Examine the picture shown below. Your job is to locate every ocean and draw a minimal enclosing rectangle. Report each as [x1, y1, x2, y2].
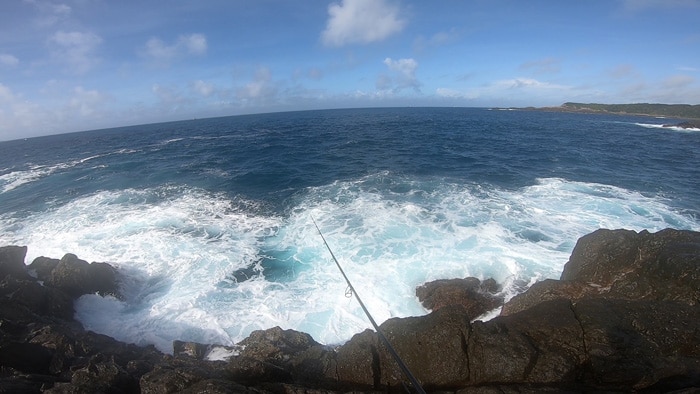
[1, 107, 698, 353]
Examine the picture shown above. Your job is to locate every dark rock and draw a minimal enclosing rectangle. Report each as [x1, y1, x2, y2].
[501, 279, 603, 316]
[0, 245, 30, 280]
[50, 354, 139, 394]
[139, 356, 228, 394]
[2, 228, 700, 393]
[227, 356, 291, 385]
[561, 228, 700, 305]
[87, 262, 119, 298]
[178, 378, 252, 393]
[0, 342, 54, 374]
[664, 120, 700, 129]
[0, 276, 74, 319]
[173, 340, 210, 360]
[574, 298, 700, 391]
[378, 306, 471, 389]
[28, 256, 59, 282]
[416, 277, 503, 318]
[468, 299, 586, 386]
[45, 254, 92, 297]
[46, 253, 119, 298]
[334, 329, 378, 389]
[237, 326, 320, 365]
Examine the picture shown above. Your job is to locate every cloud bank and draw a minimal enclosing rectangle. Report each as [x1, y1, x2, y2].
[321, 0, 406, 47]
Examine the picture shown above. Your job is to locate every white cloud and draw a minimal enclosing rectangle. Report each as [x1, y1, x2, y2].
[0, 54, 19, 67]
[662, 74, 695, 89]
[48, 30, 102, 74]
[0, 83, 16, 103]
[143, 33, 207, 64]
[495, 78, 569, 90]
[192, 80, 215, 97]
[380, 57, 420, 92]
[68, 86, 109, 117]
[237, 67, 277, 101]
[321, 0, 406, 47]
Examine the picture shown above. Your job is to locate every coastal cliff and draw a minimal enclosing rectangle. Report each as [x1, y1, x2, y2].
[1, 228, 699, 393]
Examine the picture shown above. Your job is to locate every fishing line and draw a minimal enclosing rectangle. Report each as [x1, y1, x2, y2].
[311, 216, 426, 394]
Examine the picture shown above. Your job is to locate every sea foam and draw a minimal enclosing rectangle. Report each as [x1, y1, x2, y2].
[1, 175, 697, 353]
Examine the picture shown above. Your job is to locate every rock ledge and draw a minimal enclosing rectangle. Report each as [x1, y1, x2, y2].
[1, 228, 698, 393]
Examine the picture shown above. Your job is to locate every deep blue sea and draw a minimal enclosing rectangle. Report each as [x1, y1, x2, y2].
[1, 107, 699, 353]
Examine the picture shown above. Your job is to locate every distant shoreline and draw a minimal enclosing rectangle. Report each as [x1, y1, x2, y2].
[513, 102, 700, 129]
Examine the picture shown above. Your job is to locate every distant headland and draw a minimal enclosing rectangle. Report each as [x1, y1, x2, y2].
[517, 102, 700, 129]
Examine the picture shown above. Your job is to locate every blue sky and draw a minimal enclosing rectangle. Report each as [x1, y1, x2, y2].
[1, 0, 699, 140]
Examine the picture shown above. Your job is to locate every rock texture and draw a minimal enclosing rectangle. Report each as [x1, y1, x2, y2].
[415, 277, 502, 319]
[1, 228, 699, 393]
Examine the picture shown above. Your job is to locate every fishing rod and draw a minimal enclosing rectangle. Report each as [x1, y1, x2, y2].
[311, 216, 427, 394]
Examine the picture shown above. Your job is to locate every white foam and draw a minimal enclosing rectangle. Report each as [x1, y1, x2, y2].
[0, 178, 697, 353]
[634, 122, 700, 132]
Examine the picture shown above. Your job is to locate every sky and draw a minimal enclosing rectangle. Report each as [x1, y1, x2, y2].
[1, 0, 699, 140]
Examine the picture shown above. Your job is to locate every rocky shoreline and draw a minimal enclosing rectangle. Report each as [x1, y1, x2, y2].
[1, 228, 699, 393]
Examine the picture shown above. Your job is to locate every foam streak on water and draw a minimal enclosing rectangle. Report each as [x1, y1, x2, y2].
[1, 175, 696, 352]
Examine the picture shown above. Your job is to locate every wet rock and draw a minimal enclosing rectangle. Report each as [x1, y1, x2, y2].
[416, 277, 503, 319]
[173, 340, 210, 360]
[28, 256, 60, 282]
[46, 253, 119, 298]
[1, 228, 700, 393]
[0, 245, 30, 280]
[237, 326, 320, 365]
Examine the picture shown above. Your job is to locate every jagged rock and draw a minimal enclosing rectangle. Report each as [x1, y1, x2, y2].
[378, 306, 471, 389]
[562, 228, 700, 305]
[502, 228, 700, 316]
[0, 276, 74, 319]
[139, 356, 229, 394]
[0, 245, 30, 280]
[45, 354, 139, 394]
[1, 228, 700, 392]
[501, 279, 603, 316]
[415, 277, 502, 318]
[28, 256, 60, 282]
[46, 253, 119, 298]
[173, 340, 210, 360]
[237, 326, 320, 364]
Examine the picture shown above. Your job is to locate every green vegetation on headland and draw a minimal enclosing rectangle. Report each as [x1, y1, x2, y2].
[520, 102, 700, 128]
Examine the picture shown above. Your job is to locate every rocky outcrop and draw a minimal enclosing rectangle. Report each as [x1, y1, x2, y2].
[503, 228, 700, 315]
[415, 277, 502, 319]
[1, 228, 699, 392]
[664, 120, 700, 129]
